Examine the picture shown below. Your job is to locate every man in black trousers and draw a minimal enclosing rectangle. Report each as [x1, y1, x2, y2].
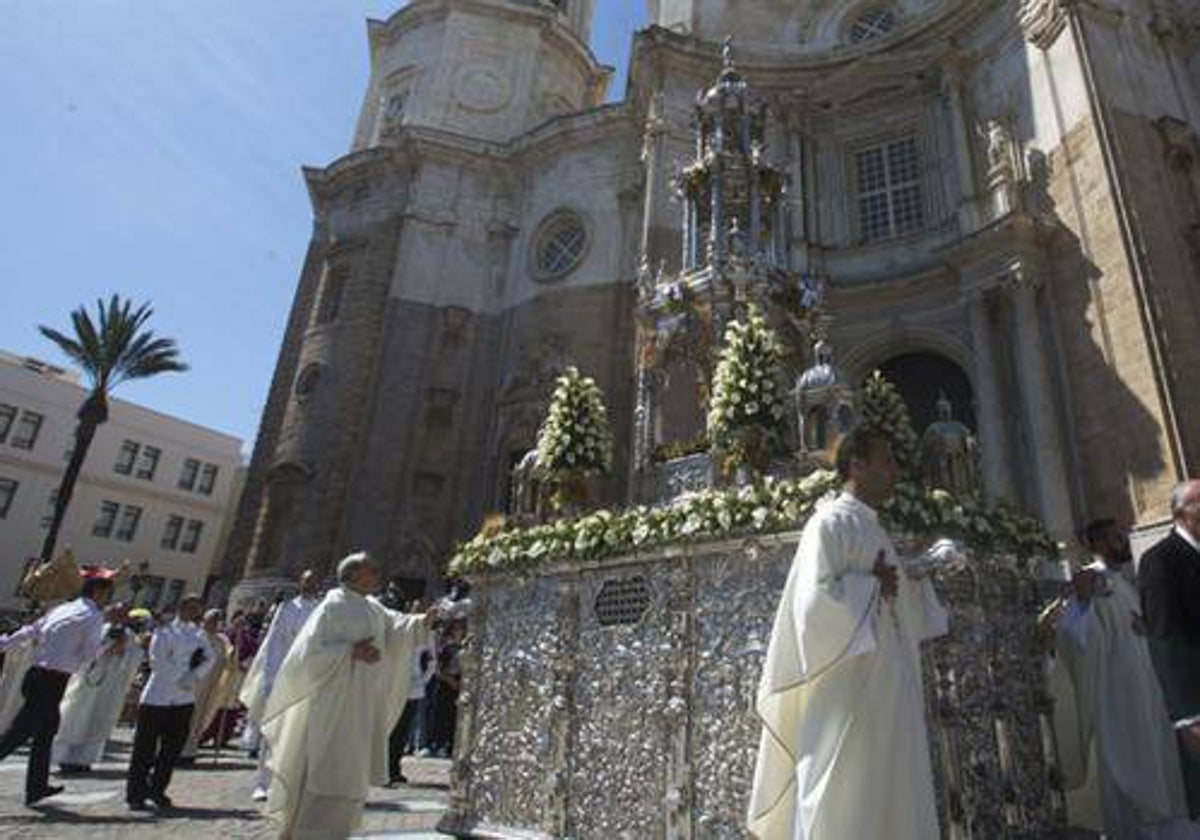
[125, 594, 213, 810]
[1140, 478, 1200, 816]
[0, 574, 114, 805]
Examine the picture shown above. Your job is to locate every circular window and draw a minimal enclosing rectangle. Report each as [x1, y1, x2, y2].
[532, 210, 588, 281]
[295, 363, 322, 400]
[848, 7, 896, 43]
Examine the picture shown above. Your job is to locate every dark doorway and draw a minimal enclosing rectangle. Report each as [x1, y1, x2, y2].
[875, 353, 976, 434]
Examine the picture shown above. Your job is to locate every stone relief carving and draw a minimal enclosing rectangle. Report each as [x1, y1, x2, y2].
[1017, 0, 1067, 49]
[454, 64, 514, 114]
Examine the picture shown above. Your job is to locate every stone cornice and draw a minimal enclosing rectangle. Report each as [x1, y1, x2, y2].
[367, 0, 611, 91]
[631, 1, 995, 82]
[938, 211, 1053, 292]
[304, 104, 636, 194]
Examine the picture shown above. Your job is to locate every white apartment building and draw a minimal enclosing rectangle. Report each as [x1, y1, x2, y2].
[0, 350, 243, 613]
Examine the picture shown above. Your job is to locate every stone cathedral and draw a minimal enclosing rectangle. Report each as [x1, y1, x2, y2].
[219, 0, 1200, 602]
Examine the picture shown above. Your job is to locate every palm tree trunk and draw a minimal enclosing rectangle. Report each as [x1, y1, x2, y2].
[40, 392, 107, 561]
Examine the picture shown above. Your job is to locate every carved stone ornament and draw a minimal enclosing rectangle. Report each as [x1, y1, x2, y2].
[1018, 0, 1068, 49]
[453, 63, 514, 114]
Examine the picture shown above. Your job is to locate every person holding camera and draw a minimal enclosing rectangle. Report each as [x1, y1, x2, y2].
[125, 594, 214, 811]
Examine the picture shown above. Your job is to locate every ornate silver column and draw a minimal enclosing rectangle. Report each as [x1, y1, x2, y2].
[966, 290, 1016, 501]
[1006, 272, 1074, 537]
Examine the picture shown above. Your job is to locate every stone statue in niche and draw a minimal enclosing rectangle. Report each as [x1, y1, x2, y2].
[979, 116, 1020, 216]
[921, 392, 980, 496]
[983, 117, 1015, 174]
[379, 90, 408, 138]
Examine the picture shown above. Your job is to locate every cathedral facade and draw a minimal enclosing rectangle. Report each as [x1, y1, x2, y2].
[220, 0, 1200, 599]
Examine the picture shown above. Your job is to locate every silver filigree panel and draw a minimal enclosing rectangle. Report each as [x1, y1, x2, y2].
[689, 546, 792, 839]
[464, 576, 569, 834]
[450, 541, 1065, 839]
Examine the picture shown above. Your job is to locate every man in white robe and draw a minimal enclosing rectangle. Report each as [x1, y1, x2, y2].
[262, 552, 435, 840]
[0, 631, 36, 735]
[749, 427, 949, 840]
[180, 609, 238, 762]
[53, 619, 142, 771]
[240, 570, 321, 800]
[1047, 519, 1198, 839]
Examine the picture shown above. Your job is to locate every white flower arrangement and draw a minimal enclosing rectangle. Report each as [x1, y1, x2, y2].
[535, 366, 614, 479]
[448, 368, 1056, 576]
[706, 306, 790, 471]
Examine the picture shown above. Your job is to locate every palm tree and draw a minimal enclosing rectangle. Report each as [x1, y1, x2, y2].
[38, 295, 187, 561]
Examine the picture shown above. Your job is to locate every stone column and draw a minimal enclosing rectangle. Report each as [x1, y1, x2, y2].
[966, 291, 1016, 501]
[1007, 273, 1074, 538]
[640, 93, 666, 261]
[942, 65, 979, 232]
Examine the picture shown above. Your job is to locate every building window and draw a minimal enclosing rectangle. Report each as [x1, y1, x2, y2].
[0, 477, 17, 518]
[181, 519, 204, 554]
[10, 410, 44, 450]
[197, 464, 218, 495]
[115, 505, 142, 542]
[179, 458, 200, 491]
[136, 446, 161, 481]
[532, 210, 588, 281]
[115, 440, 140, 475]
[161, 514, 184, 550]
[93, 500, 120, 537]
[316, 265, 348, 324]
[0, 404, 15, 444]
[295, 363, 322, 400]
[854, 136, 924, 242]
[136, 575, 165, 608]
[161, 579, 186, 612]
[40, 487, 58, 529]
[848, 7, 896, 43]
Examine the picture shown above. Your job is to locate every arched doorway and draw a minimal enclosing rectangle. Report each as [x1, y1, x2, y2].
[875, 353, 976, 434]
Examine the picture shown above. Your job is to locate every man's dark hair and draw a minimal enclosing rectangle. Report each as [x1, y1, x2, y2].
[1082, 517, 1118, 547]
[835, 427, 890, 480]
[81, 577, 114, 600]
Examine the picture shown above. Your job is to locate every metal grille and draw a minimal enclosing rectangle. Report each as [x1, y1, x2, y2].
[536, 213, 587, 277]
[594, 576, 652, 626]
[849, 8, 896, 43]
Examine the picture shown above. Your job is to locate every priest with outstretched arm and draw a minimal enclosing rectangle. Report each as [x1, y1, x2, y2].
[262, 551, 436, 840]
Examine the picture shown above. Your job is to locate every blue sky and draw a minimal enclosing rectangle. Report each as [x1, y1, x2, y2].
[0, 1, 646, 452]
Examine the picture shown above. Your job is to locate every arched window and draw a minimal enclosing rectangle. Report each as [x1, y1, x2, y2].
[294, 363, 322, 401]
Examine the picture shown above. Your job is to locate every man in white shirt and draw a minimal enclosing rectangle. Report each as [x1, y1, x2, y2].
[239, 569, 321, 801]
[124, 594, 215, 810]
[0, 574, 114, 805]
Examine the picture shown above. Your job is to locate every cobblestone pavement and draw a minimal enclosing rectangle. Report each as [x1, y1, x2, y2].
[0, 724, 450, 839]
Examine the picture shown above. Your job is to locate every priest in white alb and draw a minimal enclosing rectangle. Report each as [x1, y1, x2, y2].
[53, 612, 143, 772]
[262, 552, 436, 839]
[240, 569, 321, 800]
[1045, 518, 1197, 838]
[748, 427, 949, 840]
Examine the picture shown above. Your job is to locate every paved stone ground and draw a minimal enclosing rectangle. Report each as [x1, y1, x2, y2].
[0, 724, 450, 839]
